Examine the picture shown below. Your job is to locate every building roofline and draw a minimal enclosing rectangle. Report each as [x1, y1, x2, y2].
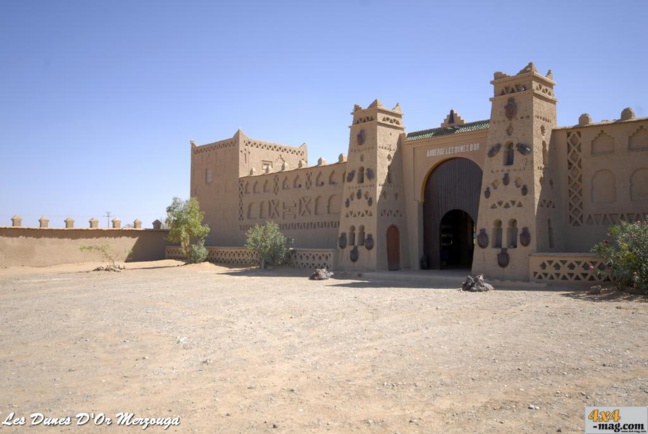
[406, 119, 490, 141]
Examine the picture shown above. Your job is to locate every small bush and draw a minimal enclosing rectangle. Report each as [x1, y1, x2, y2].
[80, 244, 131, 267]
[591, 220, 648, 293]
[245, 222, 293, 269]
[188, 239, 208, 264]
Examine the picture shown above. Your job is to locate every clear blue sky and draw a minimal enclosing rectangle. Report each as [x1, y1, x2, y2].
[1, 1, 646, 228]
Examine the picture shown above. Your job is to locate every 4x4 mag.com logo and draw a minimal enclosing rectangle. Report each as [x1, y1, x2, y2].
[586, 407, 648, 434]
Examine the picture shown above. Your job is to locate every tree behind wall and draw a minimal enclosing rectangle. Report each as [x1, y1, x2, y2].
[165, 197, 210, 263]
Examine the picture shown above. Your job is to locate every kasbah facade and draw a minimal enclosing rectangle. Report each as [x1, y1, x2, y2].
[189, 62, 648, 282]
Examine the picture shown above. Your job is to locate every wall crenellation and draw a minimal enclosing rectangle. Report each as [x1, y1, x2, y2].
[4, 216, 154, 229]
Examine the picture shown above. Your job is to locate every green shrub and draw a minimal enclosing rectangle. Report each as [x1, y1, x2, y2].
[188, 239, 208, 264]
[591, 220, 648, 293]
[165, 197, 210, 263]
[245, 222, 293, 269]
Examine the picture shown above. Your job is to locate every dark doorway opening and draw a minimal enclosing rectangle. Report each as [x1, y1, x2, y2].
[423, 157, 482, 269]
[439, 209, 475, 269]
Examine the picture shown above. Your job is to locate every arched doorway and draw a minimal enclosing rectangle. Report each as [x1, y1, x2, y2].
[439, 209, 475, 269]
[423, 158, 482, 269]
[386, 225, 400, 271]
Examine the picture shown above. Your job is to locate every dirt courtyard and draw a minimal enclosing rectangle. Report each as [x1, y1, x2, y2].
[0, 260, 646, 433]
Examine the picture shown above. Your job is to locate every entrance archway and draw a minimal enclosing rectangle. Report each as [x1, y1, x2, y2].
[423, 158, 482, 269]
[386, 225, 400, 271]
[439, 209, 475, 269]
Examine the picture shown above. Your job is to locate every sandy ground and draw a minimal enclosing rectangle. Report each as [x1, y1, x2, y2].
[0, 260, 646, 433]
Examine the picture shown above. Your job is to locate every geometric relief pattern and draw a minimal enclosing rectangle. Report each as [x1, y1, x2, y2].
[245, 140, 307, 157]
[290, 249, 335, 269]
[239, 221, 340, 232]
[345, 210, 373, 218]
[165, 246, 255, 265]
[628, 126, 648, 151]
[166, 246, 335, 270]
[567, 131, 584, 226]
[585, 212, 648, 226]
[531, 257, 609, 282]
[591, 131, 615, 155]
[192, 140, 235, 155]
[539, 199, 556, 208]
[238, 180, 245, 221]
[380, 209, 403, 218]
[489, 200, 523, 209]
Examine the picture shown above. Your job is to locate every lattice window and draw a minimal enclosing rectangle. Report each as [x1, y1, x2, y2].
[168, 246, 334, 269]
[567, 131, 584, 226]
[531, 257, 609, 282]
[289, 249, 335, 269]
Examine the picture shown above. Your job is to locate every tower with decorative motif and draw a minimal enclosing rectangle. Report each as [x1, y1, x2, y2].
[472, 63, 559, 280]
[336, 100, 408, 271]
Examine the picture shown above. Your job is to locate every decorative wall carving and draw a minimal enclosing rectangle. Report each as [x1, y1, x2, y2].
[567, 131, 584, 226]
[585, 213, 648, 226]
[244, 140, 307, 157]
[530, 255, 608, 282]
[167, 246, 335, 270]
[489, 200, 523, 209]
[539, 199, 556, 208]
[630, 169, 648, 201]
[591, 170, 616, 204]
[191, 140, 235, 155]
[488, 143, 501, 158]
[516, 143, 532, 155]
[379, 209, 403, 218]
[591, 131, 615, 155]
[629, 126, 648, 151]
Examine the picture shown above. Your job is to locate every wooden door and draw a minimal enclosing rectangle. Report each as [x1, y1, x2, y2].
[386, 225, 400, 271]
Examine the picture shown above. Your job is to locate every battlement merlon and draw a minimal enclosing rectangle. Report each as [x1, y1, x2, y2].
[351, 100, 405, 131]
[491, 62, 557, 103]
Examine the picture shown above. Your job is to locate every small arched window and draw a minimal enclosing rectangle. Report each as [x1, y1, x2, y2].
[349, 226, 356, 246]
[504, 142, 514, 166]
[358, 225, 365, 246]
[492, 220, 502, 248]
[358, 167, 365, 184]
[507, 219, 518, 248]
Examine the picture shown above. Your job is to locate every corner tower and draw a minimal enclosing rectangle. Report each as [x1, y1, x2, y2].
[472, 63, 558, 280]
[336, 100, 407, 271]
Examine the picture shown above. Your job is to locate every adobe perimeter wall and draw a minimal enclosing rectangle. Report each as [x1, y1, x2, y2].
[0, 227, 171, 267]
